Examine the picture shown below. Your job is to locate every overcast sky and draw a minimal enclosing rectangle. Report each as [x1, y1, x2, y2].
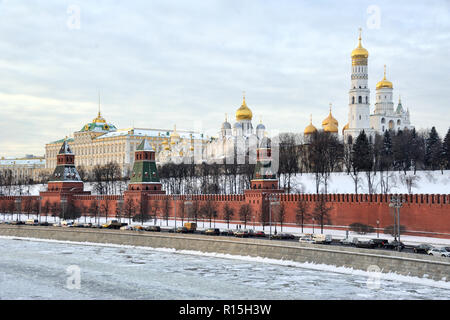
[0, 0, 449, 157]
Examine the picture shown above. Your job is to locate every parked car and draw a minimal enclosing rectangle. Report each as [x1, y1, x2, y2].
[205, 228, 221, 236]
[427, 248, 450, 257]
[102, 220, 123, 229]
[271, 233, 295, 240]
[371, 238, 389, 248]
[340, 237, 354, 246]
[253, 231, 266, 238]
[444, 247, 450, 253]
[120, 225, 134, 231]
[312, 234, 333, 244]
[145, 225, 161, 232]
[11, 221, 25, 225]
[384, 240, 405, 250]
[39, 221, 50, 226]
[299, 236, 314, 244]
[132, 225, 145, 231]
[413, 243, 434, 254]
[235, 229, 250, 238]
[176, 226, 189, 233]
[25, 219, 39, 225]
[221, 229, 235, 236]
[184, 222, 197, 233]
[355, 239, 376, 249]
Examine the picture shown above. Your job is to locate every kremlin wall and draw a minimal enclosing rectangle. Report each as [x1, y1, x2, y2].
[0, 138, 449, 240]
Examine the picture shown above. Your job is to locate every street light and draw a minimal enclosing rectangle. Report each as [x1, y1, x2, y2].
[376, 219, 380, 238]
[184, 195, 193, 223]
[60, 197, 68, 222]
[173, 195, 181, 230]
[14, 198, 22, 222]
[312, 217, 315, 234]
[389, 196, 405, 251]
[117, 198, 124, 224]
[266, 194, 280, 240]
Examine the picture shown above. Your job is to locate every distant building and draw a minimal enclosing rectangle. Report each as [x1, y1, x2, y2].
[0, 155, 46, 182]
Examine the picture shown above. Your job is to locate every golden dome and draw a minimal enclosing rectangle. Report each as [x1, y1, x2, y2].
[376, 65, 393, 90]
[304, 115, 317, 135]
[351, 28, 369, 59]
[235, 94, 253, 121]
[324, 122, 338, 133]
[342, 123, 349, 135]
[92, 111, 106, 124]
[322, 104, 339, 128]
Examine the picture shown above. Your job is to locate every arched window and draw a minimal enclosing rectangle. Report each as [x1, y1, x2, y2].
[381, 118, 385, 124]
[358, 96, 362, 103]
[365, 96, 368, 104]
[352, 96, 355, 104]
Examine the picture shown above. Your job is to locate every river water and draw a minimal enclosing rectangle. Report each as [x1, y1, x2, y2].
[0, 237, 449, 300]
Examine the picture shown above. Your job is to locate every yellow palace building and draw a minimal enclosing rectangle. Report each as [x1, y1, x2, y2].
[45, 110, 208, 174]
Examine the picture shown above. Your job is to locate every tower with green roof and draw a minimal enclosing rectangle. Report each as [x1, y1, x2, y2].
[127, 138, 164, 193]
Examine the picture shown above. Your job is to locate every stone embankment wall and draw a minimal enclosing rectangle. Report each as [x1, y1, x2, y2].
[0, 225, 448, 282]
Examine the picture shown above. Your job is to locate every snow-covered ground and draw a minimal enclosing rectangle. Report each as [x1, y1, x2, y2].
[287, 170, 450, 194]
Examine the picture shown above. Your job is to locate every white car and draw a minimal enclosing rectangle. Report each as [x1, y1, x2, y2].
[427, 248, 450, 257]
[299, 236, 314, 243]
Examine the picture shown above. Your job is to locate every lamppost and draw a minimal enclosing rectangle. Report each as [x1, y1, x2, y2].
[173, 195, 181, 230]
[267, 194, 280, 240]
[376, 219, 380, 238]
[185, 195, 192, 223]
[38, 196, 42, 224]
[14, 198, 22, 222]
[389, 196, 405, 251]
[312, 217, 315, 234]
[60, 197, 67, 222]
[117, 198, 124, 224]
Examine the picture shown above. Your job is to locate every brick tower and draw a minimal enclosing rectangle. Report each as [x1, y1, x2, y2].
[126, 138, 165, 194]
[249, 137, 281, 191]
[40, 139, 90, 205]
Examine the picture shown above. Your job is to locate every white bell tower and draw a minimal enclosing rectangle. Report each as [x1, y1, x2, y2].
[344, 28, 375, 144]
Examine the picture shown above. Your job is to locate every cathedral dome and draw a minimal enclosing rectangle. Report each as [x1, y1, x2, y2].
[342, 123, 349, 135]
[351, 29, 369, 59]
[322, 105, 339, 128]
[236, 95, 253, 121]
[304, 116, 317, 135]
[81, 111, 116, 133]
[376, 65, 393, 90]
[323, 122, 338, 133]
[170, 125, 180, 139]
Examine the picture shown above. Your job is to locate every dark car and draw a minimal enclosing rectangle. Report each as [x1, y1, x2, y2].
[39, 221, 50, 226]
[384, 240, 405, 250]
[254, 231, 266, 238]
[176, 227, 189, 233]
[413, 243, 433, 254]
[11, 221, 24, 225]
[205, 228, 220, 236]
[235, 229, 250, 238]
[271, 233, 295, 240]
[221, 229, 235, 236]
[145, 225, 161, 232]
[371, 239, 389, 248]
[356, 239, 376, 249]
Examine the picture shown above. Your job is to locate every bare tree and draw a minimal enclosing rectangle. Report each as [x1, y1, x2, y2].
[238, 203, 252, 229]
[222, 202, 235, 229]
[313, 194, 332, 234]
[296, 198, 310, 233]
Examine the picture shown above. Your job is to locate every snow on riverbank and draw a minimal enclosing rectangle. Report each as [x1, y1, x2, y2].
[288, 170, 450, 194]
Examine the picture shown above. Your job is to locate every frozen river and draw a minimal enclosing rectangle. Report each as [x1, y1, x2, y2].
[0, 237, 449, 300]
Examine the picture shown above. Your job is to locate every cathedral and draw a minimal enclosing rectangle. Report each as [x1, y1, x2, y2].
[305, 29, 414, 143]
[204, 94, 267, 163]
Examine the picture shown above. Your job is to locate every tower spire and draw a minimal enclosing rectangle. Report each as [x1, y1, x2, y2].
[358, 27, 362, 47]
[98, 91, 101, 117]
[383, 64, 387, 80]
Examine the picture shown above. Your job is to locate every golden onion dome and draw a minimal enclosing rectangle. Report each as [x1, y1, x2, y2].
[235, 94, 253, 121]
[322, 104, 339, 127]
[324, 122, 338, 133]
[304, 115, 318, 135]
[351, 28, 369, 59]
[342, 123, 349, 135]
[162, 139, 168, 145]
[376, 65, 393, 90]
